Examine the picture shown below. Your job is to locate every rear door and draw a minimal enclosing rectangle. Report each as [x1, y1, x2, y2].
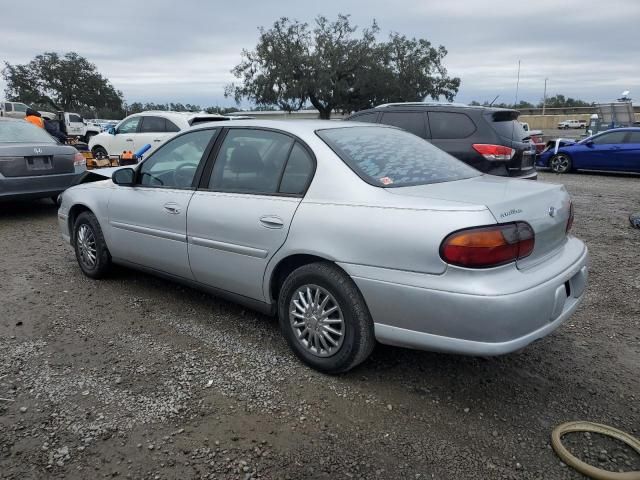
[137, 116, 177, 154]
[622, 131, 640, 172]
[428, 111, 477, 161]
[187, 128, 315, 301]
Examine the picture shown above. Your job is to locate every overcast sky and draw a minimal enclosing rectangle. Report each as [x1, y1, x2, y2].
[2, 0, 638, 108]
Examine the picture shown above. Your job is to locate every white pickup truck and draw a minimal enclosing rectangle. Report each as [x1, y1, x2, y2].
[557, 119, 587, 129]
[40, 111, 101, 142]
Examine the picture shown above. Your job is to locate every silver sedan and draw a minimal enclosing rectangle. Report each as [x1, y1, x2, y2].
[58, 120, 588, 373]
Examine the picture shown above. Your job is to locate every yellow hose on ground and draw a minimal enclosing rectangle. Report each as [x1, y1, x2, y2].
[551, 421, 640, 480]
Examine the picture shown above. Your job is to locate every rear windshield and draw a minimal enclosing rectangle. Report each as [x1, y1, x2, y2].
[0, 120, 56, 144]
[317, 126, 480, 187]
[488, 111, 527, 140]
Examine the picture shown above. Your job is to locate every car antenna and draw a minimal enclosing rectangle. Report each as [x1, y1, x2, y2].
[488, 94, 500, 107]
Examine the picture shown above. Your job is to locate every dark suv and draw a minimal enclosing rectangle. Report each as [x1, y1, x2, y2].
[345, 103, 537, 179]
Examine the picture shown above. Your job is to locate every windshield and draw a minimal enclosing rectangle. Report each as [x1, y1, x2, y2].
[317, 126, 480, 187]
[0, 120, 56, 144]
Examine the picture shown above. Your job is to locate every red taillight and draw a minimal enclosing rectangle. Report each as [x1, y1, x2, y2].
[566, 202, 574, 233]
[74, 152, 86, 166]
[472, 144, 515, 161]
[440, 222, 535, 268]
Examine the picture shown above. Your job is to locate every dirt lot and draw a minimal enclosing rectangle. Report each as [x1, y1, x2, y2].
[1, 171, 638, 480]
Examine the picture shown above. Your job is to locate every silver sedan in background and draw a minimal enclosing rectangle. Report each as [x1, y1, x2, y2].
[58, 120, 588, 373]
[0, 117, 86, 201]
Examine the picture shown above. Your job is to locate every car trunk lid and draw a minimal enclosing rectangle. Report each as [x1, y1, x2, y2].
[387, 175, 571, 269]
[0, 143, 76, 177]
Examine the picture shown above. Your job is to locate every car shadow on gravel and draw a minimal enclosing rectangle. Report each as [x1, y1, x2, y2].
[0, 199, 58, 220]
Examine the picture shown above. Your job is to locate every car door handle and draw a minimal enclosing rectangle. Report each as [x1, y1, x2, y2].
[163, 202, 181, 214]
[126, 138, 133, 142]
[153, 139, 162, 142]
[259, 215, 284, 229]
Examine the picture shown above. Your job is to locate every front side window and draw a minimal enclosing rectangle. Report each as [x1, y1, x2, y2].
[209, 129, 294, 194]
[380, 112, 427, 138]
[13, 103, 28, 113]
[139, 129, 218, 188]
[317, 126, 479, 187]
[140, 116, 167, 133]
[589, 131, 628, 145]
[68, 114, 83, 123]
[117, 117, 140, 134]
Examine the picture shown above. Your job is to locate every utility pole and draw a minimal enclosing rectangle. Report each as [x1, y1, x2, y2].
[542, 78, 548, 115]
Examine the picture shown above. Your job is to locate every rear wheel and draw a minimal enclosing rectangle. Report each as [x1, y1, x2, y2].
[278, 262, 375, 374]
[73, 211, 111, 278]
[92, 146, 108, 160]
[550, 153, 572, 174]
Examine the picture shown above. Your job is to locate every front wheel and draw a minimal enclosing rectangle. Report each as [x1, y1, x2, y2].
[278, 263, 375, 374]
[92, 146, 108, 160]
[73, 211, 111, 278]
[549, 153, 572, 174]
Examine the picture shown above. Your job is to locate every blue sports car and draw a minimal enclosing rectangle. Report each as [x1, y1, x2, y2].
[537, 127, 640, 174]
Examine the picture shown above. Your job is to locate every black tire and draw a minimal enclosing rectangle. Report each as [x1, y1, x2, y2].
[92, 146, 108, 159]
[278, 262, 375, 374]
[549, 153, 572, 174]
[73, 211, 111, 279]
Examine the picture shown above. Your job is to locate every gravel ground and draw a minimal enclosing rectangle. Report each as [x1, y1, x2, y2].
[1, 171, 639, 479]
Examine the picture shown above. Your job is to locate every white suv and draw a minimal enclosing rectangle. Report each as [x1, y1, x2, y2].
[88, 111, 230, 159]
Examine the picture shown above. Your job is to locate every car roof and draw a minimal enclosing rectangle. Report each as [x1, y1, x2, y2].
[354, 103, 517, 115]
[187, 118, 392, 136]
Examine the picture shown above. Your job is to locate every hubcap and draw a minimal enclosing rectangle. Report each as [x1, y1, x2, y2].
[551, 155, 569, 172]
[289, 285, 345, 358]
[77, 224, 97, 268]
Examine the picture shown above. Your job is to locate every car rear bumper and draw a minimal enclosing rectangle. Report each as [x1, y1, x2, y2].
[339, 237, 588, 356]
[0, 169, 84, 201]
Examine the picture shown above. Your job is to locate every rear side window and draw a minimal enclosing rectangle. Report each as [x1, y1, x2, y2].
[279, 143, 314, 194]
[4, 103, 13, 112]
[165, 119, 180, 132]
[627, 131, 640, 143]
[140, 116, 166, 133]
[487, 110, 527, 141]
[428, 112, 476, 139]
[380, 112, 426, 138]
[317, 126, 479, 187]
[349, 112, 378, 123]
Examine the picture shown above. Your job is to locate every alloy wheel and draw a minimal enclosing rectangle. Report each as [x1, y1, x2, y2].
[289, 284, 345, 358]
[551, 154, 570, 173]
[77, 224, 97, 268]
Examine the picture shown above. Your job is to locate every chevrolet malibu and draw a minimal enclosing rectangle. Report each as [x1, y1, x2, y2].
[58, 120, 589, 373]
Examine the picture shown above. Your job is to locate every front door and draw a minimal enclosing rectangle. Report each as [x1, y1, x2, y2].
[107, 128, 220, 278]
[583, 130, 629, 170]
[110, 116, 142, 156]
[187, 128, 315, 301]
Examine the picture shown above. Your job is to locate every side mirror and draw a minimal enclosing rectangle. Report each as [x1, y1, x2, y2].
[112, 168, 135, 186]
[108, 127, 117, 135]
[585, 140, 594, 147]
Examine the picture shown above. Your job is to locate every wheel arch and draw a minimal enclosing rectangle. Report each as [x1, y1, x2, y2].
[267, 253, 348, 306]
[67, 203, 96, 246]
